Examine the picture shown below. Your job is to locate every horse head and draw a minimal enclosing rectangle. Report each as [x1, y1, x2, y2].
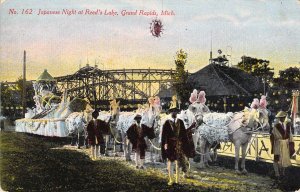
[257, 107, 270, 131]
[142, 102, 162, 129]
[188, 102, 210, 125]
[83, 103, 94, 124]
[109, 99, 120, 124]
[242, 106, 270, 132]
[108, 99, 121, 138]
[188, 89, 210, 125]
[178, 109, 194, 128]
[246, 96, 270, 132]
[258, 95, 270, 131]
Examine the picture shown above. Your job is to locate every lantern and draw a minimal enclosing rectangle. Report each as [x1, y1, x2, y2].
[150, 19, 164, 37]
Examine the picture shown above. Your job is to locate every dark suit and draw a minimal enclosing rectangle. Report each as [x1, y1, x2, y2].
[161, 119, 195, 162]
[86, 119, 110, 146]
[127, 123, 155, 159]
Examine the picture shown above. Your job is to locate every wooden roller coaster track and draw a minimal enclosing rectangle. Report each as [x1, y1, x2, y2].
[55, 66, 178, 109]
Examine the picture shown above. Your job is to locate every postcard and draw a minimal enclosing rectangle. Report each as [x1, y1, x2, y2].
[0, 0, 299, 191]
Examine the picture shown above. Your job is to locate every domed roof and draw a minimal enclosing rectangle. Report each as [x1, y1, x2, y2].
[36, 69, 55, 82]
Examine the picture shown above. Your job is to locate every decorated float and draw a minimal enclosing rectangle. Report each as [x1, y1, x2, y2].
[15, 70, 92, 137]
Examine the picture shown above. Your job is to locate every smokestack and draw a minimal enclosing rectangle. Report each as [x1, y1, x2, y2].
[210, 31, 213, 64]
[22, 50, 26, 117]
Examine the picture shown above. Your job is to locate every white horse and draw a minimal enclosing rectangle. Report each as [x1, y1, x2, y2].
[194, 107, 270, 173]
[65, 103, 94, 148]
[142, 105, 162, 163]
[149, 113, 171, 163]
[96, 98, 161, 158]
[97, 101, 121, 156]
[194, 112, 232, 168]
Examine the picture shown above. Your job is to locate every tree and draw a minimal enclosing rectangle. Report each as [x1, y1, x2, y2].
[278, 67, 300, 82]
[274, 67, 300, 91]
[1, 78, 34, 119]
[16, 76, 35, 110]
[0, 82, 21, 118]
[268, 67, 300, 113]
[1, 83, 13, 114]
[237, 56, 256, 73]
[237, 56, 274, 79]
[173, 49, 191, 104]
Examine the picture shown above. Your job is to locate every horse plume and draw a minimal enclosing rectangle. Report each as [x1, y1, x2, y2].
[198, 91, 206, 104]
[189, 89, 207, 104]
[189, 89, 198, 103]
[250, 98, 260, 109]
[259, 95, 267, 109]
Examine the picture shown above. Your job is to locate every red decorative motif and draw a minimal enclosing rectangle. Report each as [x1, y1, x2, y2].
[150, 19, 163, 37]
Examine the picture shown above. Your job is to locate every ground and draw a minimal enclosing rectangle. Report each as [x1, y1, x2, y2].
[0, 132, 299, 192]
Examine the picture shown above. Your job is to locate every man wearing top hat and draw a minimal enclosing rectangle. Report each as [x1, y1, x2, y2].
[270, 111, 295, 179]
[161, 107, 196, 185]
[127, 114, 155, 169]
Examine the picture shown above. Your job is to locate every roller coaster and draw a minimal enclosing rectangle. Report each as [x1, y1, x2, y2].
[55, 66, 177, 109]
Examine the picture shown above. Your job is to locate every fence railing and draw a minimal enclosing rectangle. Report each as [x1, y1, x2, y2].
[218, 133, 300, 167]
